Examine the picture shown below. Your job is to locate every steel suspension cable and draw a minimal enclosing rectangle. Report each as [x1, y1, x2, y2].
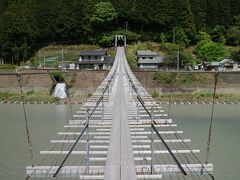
[205, 73, 219, 165]
[16, 73, 34, 167]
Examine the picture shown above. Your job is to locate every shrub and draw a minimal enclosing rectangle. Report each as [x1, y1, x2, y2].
[231, 50, 240, 63]
[195, 40, 229, 61]
[99, 34, 115, 47]
[68, 73, 77, 88]
[26, 90, 34, 96]
[153, 72, 176, 86]
[126, 55, 137, 69]
[151, 89, 159, 98]
[52, 72, 65, 82]
[160, 43, 181, 52]
[0, 64, 16, 69]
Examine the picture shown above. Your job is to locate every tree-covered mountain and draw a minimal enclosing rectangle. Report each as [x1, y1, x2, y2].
[0, 0, 239, 63]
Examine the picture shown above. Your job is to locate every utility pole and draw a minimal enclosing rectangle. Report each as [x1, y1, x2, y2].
[177, 50, 180, 71]
[173, 27, 180, 71]
[61, 48, 64, 71]
[173, 27, 176, 44]
[125, 21, 128, 31]
[38, 50, 41, 61]
[43, 56, 46, 69]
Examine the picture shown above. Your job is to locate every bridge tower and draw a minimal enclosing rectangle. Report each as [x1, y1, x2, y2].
[115, 35, 126, 47]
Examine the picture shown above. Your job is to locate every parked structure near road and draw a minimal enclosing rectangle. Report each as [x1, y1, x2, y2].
[203, 59, 239, 71]
[75, 50, 114, 70]
[136, 50, 163, 69]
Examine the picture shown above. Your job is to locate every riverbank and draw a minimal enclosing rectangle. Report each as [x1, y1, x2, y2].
[133, 71, 240, 103]
[0, 70, 108, 104]
[153, 93, 240, 104]
[1, 99, 240, 105]
[0, 70, 240, 104]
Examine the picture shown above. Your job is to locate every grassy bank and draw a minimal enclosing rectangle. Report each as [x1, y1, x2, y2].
[0, 90, 93, 104]
[0, 91, 59, 103]
[29, 44, 101, 67]
[1, 90, 240, 104]
[150, 91, 240, 103]
[153, 72, 216, 87]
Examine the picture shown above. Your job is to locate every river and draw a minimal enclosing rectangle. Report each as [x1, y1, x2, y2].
[0, 104, 239, 179]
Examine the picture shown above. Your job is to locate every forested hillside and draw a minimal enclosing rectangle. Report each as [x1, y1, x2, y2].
[0, 0, 239, 64]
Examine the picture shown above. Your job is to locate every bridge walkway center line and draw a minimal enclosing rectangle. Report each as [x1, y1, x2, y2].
[104, 47, 137, 180]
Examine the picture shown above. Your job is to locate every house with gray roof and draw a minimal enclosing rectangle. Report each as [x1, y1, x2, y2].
[203, 59, 239, 71]
[75, 50, 114, 70]
[137, 50, 163, 69]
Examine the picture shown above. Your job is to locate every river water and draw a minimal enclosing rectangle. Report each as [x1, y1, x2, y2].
[0, 104, 239, 179]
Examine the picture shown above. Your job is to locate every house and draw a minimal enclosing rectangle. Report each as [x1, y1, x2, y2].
[203, 59, 239, 71]
[75, 50, 114, 70]
[137, 50, 163, 69]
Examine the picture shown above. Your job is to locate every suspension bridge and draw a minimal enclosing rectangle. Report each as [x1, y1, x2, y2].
[26, 47, 214, 179]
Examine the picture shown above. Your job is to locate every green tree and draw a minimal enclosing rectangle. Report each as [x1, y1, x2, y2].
[160, 43, 181, 68]
[159, 33, 167, 43]
[231, 50, 240, 62]
[35, 0, 59, 42]
[0, 1, 38, 64]
[54, 1, 75, 40]
[180, 49, 197, 67]
[206, 0, 232, 26]
[175, 27, 190, 46]
[225, 27, 240, 46]
[195, 40, 229, 62]
[90, 2, 117, 32]
[190, 0, 207, 30]
[211, 25, 226, 44]
[166, 0, 196, 39]
[197, 31, 211, 41]
[230, 0, 240, 18]
[0, 0, 9, 15]
[234, 15, 240, 27]
[110, 0, 137, 23]
[71, 0, 94, 39]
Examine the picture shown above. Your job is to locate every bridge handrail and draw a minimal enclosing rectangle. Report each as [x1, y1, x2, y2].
[123, 60, 188, 176]
[88, 67, 117, 119]
[52, 56, 118, 178]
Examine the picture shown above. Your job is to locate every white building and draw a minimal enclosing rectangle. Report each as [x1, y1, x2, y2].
[76, 50, 114, 70]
